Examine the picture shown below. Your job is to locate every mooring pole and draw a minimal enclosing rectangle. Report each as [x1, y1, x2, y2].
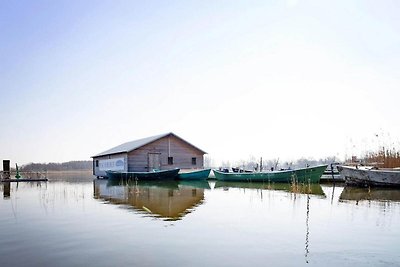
[3, 160, 10, 179]
[15, 163, 21, 179]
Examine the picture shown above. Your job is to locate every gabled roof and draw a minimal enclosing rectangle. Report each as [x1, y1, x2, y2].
[92, 132, 206, 158]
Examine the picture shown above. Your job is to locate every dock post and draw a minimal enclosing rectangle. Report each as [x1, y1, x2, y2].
[3, 160, 10, 179]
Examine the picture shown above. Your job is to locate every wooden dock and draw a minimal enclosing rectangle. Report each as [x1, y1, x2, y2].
[1, 178, 48, 182]
[320, 174, 344, 183]
[1, 170, 48, 182]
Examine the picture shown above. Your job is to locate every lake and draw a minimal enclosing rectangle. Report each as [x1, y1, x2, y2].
[1, 172, 400, 267]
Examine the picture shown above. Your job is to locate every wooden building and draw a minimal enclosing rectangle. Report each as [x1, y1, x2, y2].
[92, 132, 206, 178]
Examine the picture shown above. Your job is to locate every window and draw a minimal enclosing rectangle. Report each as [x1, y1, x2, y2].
[192, 157, 197, 165]
[168, 157, 173, 165]
[95, 160, 99, 167]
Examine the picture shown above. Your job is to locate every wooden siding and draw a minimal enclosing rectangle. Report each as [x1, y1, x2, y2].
[93, 153, 128, 177]
[128, 135, 204, 172]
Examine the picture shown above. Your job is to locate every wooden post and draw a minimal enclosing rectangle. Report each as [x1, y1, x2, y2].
[3, 160, 10, 179]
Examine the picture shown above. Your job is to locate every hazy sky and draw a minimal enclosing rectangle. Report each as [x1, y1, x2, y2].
[1, 0, 400, 165]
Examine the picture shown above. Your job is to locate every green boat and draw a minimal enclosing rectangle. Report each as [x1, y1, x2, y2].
[105, 168, 180, 181]
[213, 165, 327, 183]
[178, 169, 211, 180]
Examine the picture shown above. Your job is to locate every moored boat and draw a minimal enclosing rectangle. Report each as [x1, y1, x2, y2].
[178, 169, 211, 180]
[106, 168, 180, 181]
[337, 165, 400, 187]
[213, 165, 327, 183]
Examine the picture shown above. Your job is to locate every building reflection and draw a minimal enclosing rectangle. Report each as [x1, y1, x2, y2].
[93, 179, 209, 221]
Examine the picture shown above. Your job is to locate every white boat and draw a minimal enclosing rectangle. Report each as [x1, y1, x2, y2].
[337, 165, 400, 187]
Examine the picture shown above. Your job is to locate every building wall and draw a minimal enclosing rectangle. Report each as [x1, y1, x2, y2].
[128, 135, 204, 172]
[93, 153, 128, 177]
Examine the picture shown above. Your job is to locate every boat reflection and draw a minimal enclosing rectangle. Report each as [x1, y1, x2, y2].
[178, 180, 211, 189]
[93, 179, 209, 221]
[339, 187, 400, 202]
[214, 181, 326, 197]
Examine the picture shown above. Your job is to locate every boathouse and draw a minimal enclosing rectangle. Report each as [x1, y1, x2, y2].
[92, 132, 206, 178]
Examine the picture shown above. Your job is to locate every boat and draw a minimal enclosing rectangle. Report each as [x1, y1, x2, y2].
[213, 165, 327, 183]
[320, 163, 344, 182]
[323, 163, 340, 175]
[337, 165, 400, 187]
[178, 169, 211, 180]
[105, 168, 180, 181]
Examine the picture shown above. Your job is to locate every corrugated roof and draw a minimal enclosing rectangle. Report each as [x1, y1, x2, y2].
[92, 132, 206, 158]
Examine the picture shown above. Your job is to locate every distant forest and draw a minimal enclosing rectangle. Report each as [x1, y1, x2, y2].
[21, 160, 92, 171]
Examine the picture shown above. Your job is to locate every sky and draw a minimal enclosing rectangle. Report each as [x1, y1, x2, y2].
[1, 0, 400, 166]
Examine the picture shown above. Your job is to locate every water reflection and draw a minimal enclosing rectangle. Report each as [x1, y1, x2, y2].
[93, 179, 209, 221]
[304, 194, 310, 264]
[3, 182, 10, 198]
[214, 181, 326, 197]
[339, 187, 400, 203]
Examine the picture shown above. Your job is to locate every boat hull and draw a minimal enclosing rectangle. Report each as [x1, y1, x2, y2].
[213, 165, 327, 183]
[106, 168, 180, 181]
[338, 166, 400, 187]
[178, 169, 211, 180]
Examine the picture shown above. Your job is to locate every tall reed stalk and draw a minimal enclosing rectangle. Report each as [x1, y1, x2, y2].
[363, 147, 400, 168]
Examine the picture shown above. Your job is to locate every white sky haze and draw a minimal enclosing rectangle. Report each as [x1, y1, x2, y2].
[1, 1, 399, 165]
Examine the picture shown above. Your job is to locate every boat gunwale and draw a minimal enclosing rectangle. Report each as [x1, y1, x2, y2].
[106, 168, 180, 175]
[339, 165, 400, 174]
[213, 164, 328, 176]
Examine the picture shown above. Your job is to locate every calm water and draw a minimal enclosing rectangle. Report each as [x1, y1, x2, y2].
[1, 172, 400, 267]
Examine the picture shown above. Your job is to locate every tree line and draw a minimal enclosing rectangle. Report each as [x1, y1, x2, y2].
[21, 160, 92, 171]
[204, 155, 340, 171]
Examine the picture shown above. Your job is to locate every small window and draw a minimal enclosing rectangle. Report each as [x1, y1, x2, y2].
[192, 157, 197, 165]
[168, 157, 173, 165]
[95, 160, 99, 167]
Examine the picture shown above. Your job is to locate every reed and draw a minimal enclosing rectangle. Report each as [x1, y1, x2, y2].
[363, 147, 400, 168]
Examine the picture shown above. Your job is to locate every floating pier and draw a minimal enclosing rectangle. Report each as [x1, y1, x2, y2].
[1, 160, 48, 182]
[1, 178, 49, 182]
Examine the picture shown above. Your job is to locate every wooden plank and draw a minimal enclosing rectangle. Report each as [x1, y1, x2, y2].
[1, 178, 49, 182]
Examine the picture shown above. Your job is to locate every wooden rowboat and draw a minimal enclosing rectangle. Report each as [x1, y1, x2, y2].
[105, 168, 180, 181]
[213, 165, 327, 183]
[178, 169, 211, 180]
[337, 165, 400, 187]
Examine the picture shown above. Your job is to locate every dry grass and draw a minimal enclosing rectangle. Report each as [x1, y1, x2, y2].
[358, 147, 400, 168]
